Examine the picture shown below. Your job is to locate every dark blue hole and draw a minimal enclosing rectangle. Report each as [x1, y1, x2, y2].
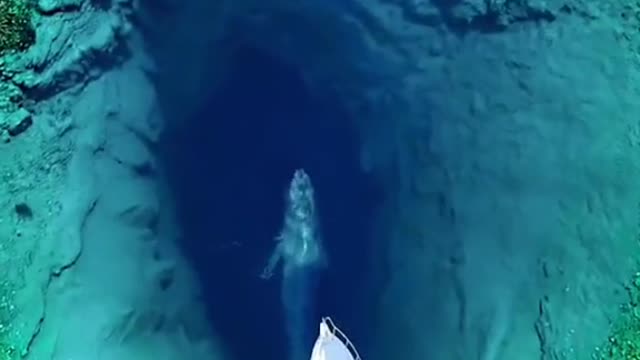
[163, 42, 379, 360]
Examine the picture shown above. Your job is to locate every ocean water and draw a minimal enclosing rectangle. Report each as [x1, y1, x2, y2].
[164, 43, 378, 360]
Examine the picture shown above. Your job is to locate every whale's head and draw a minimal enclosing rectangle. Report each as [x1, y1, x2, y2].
[286, 169, 315, 222]
[280, 169, 327, 269]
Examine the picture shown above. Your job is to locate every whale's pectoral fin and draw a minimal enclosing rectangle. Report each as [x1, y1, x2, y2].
[260, 241, 284, 280]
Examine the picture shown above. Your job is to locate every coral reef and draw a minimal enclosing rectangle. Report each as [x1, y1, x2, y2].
[594, 272, 640, 360]
[0, 0, 35, 53]
[0, 293, 17, 360]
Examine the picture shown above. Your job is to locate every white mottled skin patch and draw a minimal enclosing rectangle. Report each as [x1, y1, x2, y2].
[261, 169, 327, 279]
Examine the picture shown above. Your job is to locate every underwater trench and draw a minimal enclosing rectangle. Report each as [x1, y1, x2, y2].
[162, 43, 379, 360]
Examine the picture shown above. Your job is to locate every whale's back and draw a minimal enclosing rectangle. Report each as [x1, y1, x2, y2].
[279, 169, 326, 269]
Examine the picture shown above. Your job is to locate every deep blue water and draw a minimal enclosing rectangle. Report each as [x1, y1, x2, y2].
[164, 43, 379, 360]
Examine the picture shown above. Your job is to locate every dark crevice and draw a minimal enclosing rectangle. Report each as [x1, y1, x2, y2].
[161, 41, 380, 360]
[398, 0, 558, 34]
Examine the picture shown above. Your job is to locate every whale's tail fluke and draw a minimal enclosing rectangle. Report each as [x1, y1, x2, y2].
[282, 265, 318, 360]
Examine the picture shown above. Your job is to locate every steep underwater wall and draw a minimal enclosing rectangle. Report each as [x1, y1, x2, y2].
[332, 2, 640, 360]
[0, 0, 226, 359]
[206, 1, 640, 360]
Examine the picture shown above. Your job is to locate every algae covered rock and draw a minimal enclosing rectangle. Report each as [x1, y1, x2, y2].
[594, 272, 640, 360]
[0, 108, 32, 138]
[0, 0, 35, 53]
[36, 0, 83, 14]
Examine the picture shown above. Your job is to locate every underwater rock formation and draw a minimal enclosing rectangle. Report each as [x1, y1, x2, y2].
[1, 0, 639, 360]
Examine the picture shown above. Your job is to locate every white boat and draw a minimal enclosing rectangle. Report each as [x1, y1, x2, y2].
[310, 317, 362, 360]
